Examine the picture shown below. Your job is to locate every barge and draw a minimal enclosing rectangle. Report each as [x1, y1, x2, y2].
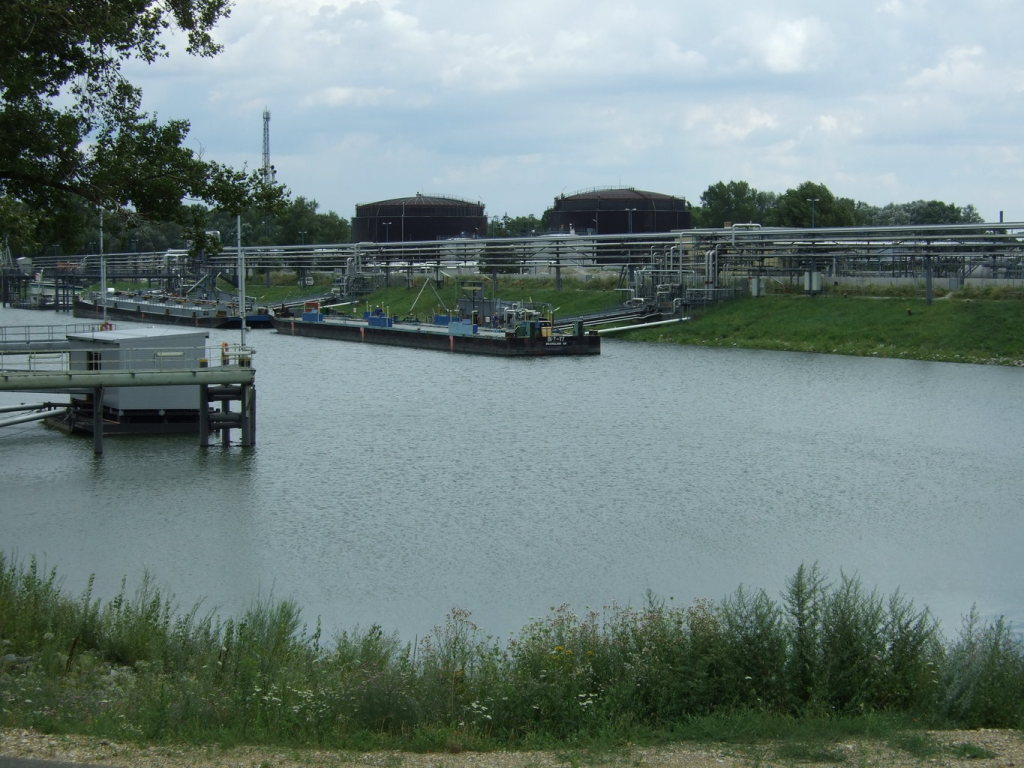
[272, 303, 601, 356]
[73, 290, 273, 329]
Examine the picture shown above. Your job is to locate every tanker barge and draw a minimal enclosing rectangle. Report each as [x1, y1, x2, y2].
[272, 303, 600, 356]
[74, 290, 273, 329]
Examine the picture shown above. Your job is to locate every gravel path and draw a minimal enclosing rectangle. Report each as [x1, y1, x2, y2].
[2, 727, 1022, 768]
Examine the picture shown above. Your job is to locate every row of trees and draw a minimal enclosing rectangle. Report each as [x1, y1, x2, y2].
[693, 180, 984, 229]
[2, 196, 352, 258]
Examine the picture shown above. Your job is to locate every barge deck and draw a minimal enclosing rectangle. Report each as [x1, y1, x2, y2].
[272, 305, 600, 356]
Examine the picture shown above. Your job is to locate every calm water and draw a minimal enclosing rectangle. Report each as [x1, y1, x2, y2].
[2, 306, 1022, 641]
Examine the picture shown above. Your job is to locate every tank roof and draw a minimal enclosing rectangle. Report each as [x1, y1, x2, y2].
[361, 193, 482, 207]
[559, 187, 683, 202]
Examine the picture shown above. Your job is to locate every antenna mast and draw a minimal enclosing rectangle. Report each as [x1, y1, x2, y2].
[262, 108, 276, 185]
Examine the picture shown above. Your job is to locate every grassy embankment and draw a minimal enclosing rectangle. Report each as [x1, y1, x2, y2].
[1, 555, 1022, 757]
[616, 291, 1024, 366]
[106, 274, 1024, 365]
[350, 279, 1024, 366]
[347, 280, 1024, 366]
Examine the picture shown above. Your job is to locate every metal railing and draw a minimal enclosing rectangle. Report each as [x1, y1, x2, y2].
[0, 323, 107, 344]
[0, 343, 254, 377]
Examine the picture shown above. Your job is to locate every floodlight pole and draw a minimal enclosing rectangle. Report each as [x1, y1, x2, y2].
[237, 214, 246, 347]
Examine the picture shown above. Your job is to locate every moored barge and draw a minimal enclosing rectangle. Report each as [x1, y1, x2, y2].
[74, 291, 273, 329]
[272, 304, 600, 356]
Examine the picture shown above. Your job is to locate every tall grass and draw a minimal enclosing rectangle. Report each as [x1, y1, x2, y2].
[1, 554, 1021, 749]
[624, 295, 1024, 365]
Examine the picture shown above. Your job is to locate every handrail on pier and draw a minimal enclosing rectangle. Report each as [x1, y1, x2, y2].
[0, 343, 255, 392]
[0, 343, 254, 376]
[0, 323, 108, 344]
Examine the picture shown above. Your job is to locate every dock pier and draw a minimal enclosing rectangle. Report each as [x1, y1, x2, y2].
[0, 324, 256, 453]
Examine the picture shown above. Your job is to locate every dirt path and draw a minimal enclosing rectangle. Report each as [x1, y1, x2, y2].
[2, 728, 1022, 768]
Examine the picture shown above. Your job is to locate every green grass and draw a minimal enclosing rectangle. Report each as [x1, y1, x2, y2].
[620, 295, 1024, 365]
[2, 556, 1022, 753]
[950, 742, 999, 759]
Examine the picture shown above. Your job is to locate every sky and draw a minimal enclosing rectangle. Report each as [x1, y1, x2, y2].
[127, 0, 1024, 222]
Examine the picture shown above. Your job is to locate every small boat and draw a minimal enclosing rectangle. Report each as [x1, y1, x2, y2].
[271, 302, 601, 356]
[73, 290, 273, 329]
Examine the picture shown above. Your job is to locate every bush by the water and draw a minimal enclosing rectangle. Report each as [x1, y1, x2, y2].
[1, 556, 1021, 748]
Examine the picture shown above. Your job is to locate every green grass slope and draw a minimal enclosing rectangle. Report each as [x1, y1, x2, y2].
[620, 296, 1024, 365]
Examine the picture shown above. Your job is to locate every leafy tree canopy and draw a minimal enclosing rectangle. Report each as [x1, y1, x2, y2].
[489, 214, 544, 238]
[205, 196, 350, 248]
[773, 181, 858, 228]
[0, 0, 284, 247]
[856, 200, 983, 226]
[695, 179, 982, 229]
[696, 180, 777, 228]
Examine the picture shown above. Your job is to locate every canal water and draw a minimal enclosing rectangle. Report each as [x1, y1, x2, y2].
[2, 306, 1022, 642]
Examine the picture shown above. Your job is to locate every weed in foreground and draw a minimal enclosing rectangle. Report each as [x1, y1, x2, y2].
[773, 740, 850, 763]
[949, 742, 998, 759]
[2, 554, 1023, 750]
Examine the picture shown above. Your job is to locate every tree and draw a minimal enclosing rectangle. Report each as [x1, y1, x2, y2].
[270, 197, 350, 245]
[489, 214, 543, 237]
[696, 181, 777, 228]
[856, 201, 985, 226]
[0, 0, 283, 242]
[772, 182, 857, 228]
[205, 197, 350, 246]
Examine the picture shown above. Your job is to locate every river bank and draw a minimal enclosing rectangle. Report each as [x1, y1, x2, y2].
[339, 282, 1024, 365]
[616, 295, 1024, 365]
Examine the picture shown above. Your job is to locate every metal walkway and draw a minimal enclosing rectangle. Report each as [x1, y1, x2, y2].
[0, 325, 256, 452]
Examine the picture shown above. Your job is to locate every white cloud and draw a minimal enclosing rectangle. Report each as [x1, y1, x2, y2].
[715, 13, 833, 75]
[756, 17, 832, 73]
[120, 0, 1024, 221]
[815, 113, 863, 139]
[906, 46, 988, 91]
[875, 0, 927, 17]
[684, 105, 780, 144]
[309, 86, 396, 107]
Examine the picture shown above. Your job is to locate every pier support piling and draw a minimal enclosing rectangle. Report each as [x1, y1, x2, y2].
[199, 382, 256, 448]
[92, 387, 104, 454]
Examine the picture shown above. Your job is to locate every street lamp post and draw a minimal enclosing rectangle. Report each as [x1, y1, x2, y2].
[806, 198, 820, 228]
[382, 221, 392, 242]
[626, 207, 637, 234]
[805, 198, 820, 293]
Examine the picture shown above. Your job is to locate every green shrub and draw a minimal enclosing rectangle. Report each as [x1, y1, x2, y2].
[2, 553, 1022, 749]
[943, 610, 1024, 727]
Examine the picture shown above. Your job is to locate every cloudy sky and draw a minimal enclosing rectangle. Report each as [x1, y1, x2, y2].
[128, 0, 1023, 222]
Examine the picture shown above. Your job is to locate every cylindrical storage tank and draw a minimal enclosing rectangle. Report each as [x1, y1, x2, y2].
[546, 187, 692, 235]
[351, 193, 488, 242]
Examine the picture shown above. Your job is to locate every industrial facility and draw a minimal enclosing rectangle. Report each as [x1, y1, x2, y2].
[351, 194, 488, 243]
[547, 187, 693, 235]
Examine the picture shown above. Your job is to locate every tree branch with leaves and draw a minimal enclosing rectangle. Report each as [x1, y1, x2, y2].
[0, 0, 284, 246]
